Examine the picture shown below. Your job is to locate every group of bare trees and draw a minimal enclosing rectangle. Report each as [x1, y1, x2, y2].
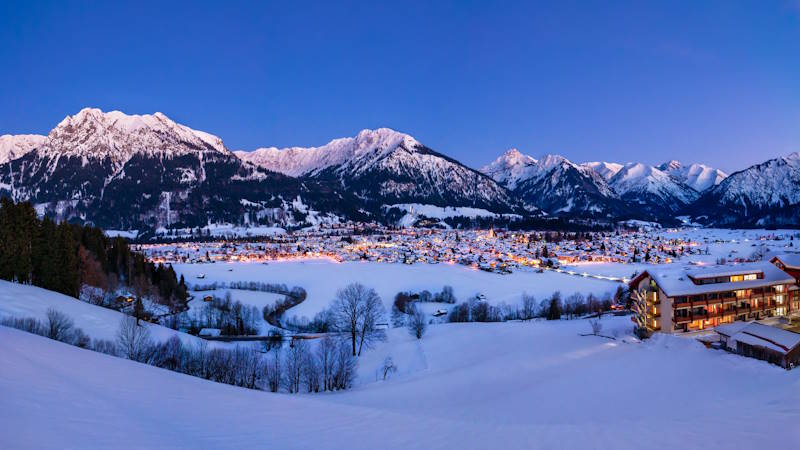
[447, 289, 619, 324]
[274, 336, 357, 393]
[1, 308, 91, 348]
[1, 310, 356, 392]
[187, 292, 261, 336]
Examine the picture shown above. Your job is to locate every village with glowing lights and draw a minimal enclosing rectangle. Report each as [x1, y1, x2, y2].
[137, 225, 796, 283]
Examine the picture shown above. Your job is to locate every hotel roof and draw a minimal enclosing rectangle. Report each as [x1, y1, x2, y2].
[772, 253, 800, 269]
[643, 262, 794, 297]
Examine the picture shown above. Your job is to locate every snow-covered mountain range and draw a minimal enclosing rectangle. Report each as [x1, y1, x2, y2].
[689, 152, 800, 226]
[0, 107, 796, 230]
[482, 150, 626, 217]
[482, 149, 739, 223]
[0, 108, 362, 231]
[237, 128, 519, 214]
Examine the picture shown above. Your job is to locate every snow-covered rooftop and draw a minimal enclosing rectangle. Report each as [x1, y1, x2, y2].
[727, 322, 800, 353]
[648, 262, 794, 297]
[773, 253, 800, 269]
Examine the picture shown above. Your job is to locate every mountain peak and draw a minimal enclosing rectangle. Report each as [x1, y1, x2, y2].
[583, 161, 623, 180]
[784, 152, 800, 163]
[47, 108, 229, 165]
[481, 149, 538, 190]
[659, 159, 727, 191]
[659, 159, 683, 171]
[538, 154, 570, 168]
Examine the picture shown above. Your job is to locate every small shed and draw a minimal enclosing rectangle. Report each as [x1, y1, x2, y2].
[198, 328, 222, 337]
[718, 322, 800, 369]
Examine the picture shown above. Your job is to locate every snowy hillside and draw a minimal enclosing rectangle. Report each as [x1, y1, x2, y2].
[3, 314, 799, 448]
[659, 160, 727, 192]
[0, 134, 46, 164]
[0, 280, 204, 345]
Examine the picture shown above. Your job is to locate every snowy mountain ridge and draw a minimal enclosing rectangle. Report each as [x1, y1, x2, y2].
[481, 150, 624, 216]
[608, 162, 699, 214]
[1, 106, 799, 228]
[44, 108, 231, 173]
[582, 161, 623, 180]
[0, 134, 47, 165]
[235, 128, 419, 178]
[690, 152, 800, 226]
[658, 160, 727, 192]
[239, 128, 520, 214]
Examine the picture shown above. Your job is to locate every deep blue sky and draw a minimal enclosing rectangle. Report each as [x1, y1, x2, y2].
[1, 1, 798, 172]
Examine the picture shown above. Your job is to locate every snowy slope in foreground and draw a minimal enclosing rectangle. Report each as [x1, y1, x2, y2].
[3, 318, 800, 449]
[0, 280, 204, 345]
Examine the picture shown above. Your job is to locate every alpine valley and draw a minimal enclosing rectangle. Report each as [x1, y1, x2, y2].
[1, 108, 798, 235]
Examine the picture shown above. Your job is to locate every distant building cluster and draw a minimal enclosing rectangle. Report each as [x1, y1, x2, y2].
[138, 226, 713, 277]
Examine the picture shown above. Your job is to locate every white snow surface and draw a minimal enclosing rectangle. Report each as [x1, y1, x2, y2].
[2, 314, 800, 449]
[0, 134, 47, 164]
[175, 260, 620, 321]
[385, 203, 518, 219]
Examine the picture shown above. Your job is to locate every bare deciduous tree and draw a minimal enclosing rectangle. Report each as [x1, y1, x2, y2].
[407, 304, 427, 339]
[333, 338, 357, 389]
[116, 316, 153, 362]
[520, 293, 537, 320]
[317, 336, 337, 392]
[283, 339, 308, 393]
[332, 283, 386, 356]
[46, 308, 74, 342]
[265, 347, 281, 392]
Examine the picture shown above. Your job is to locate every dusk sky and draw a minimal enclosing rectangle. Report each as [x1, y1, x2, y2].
[1, 0, 798, 172]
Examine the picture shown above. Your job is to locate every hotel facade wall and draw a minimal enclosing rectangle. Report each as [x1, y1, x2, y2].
[630, 275, 795, 333]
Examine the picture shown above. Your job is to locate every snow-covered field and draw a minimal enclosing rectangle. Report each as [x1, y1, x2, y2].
[2, 314, 799, 449]
[174, 260, 621, 320]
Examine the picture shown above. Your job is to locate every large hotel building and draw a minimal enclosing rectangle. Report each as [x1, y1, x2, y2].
[628, 257, 800, 333]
